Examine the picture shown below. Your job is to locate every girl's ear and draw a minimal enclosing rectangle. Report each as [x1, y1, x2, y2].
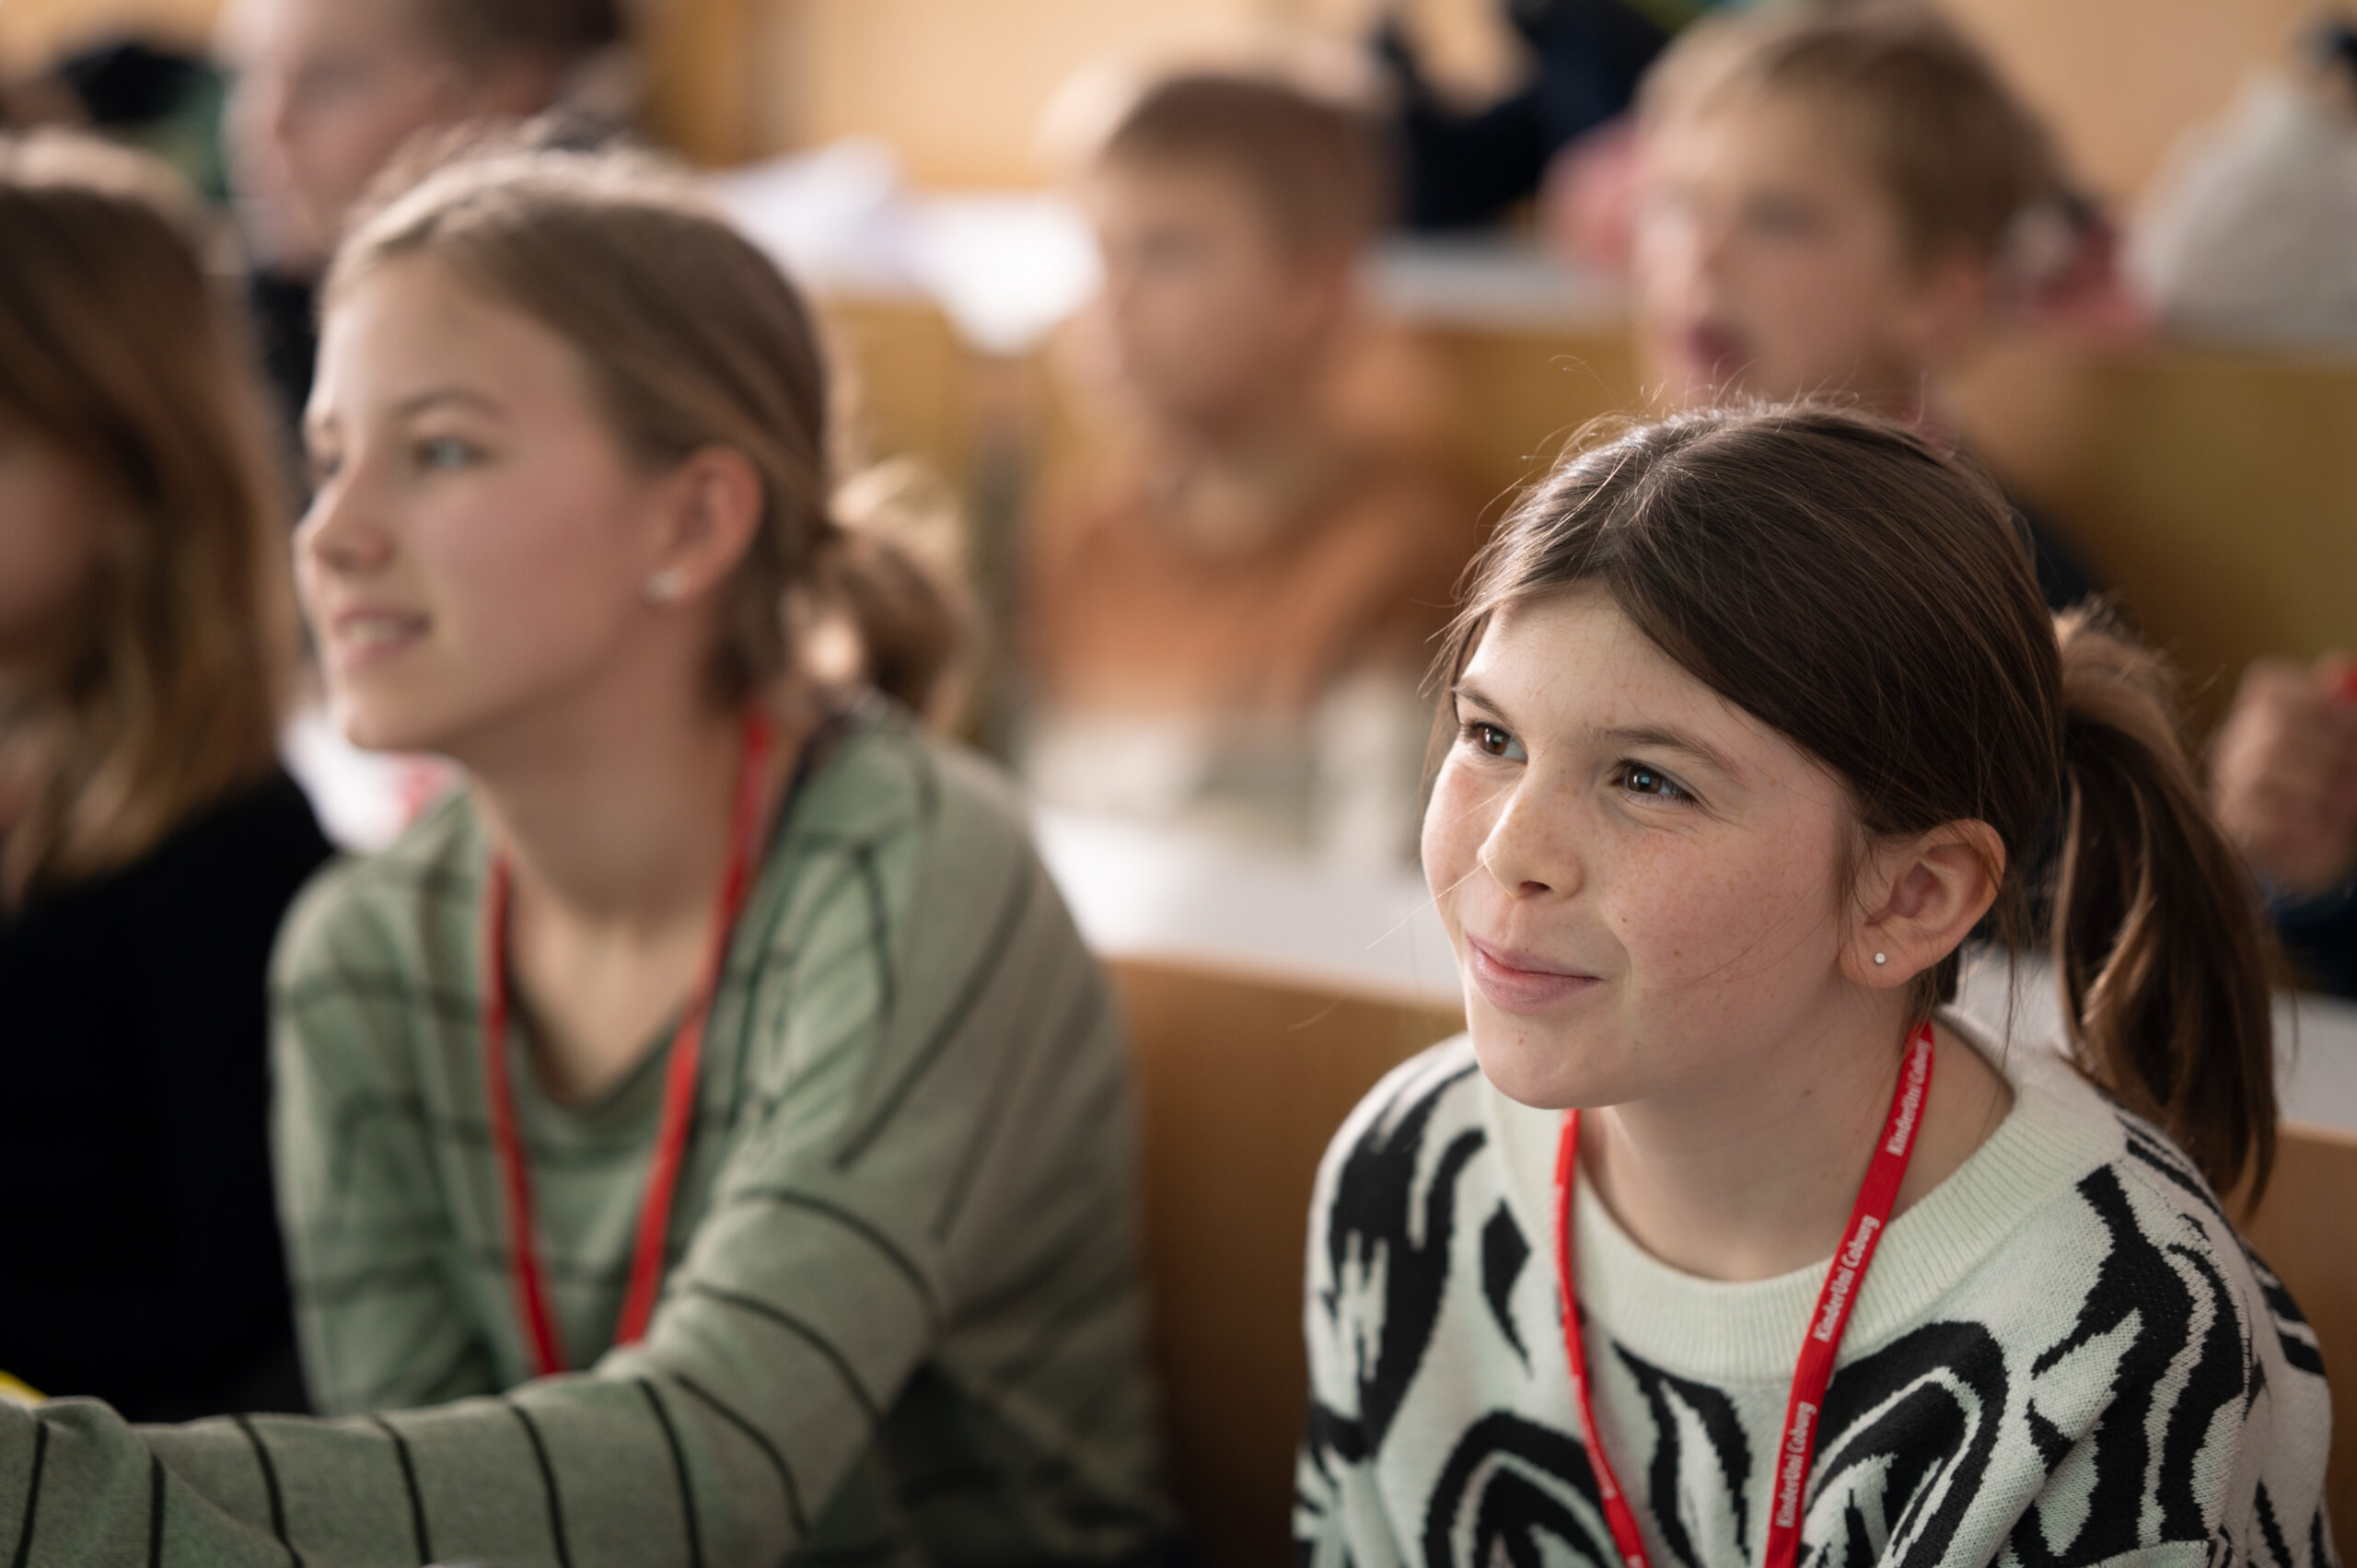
[1844, 819, 2004, 988]
[640, 445, 763, 608]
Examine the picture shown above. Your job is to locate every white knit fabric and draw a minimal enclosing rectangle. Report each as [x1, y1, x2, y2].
[1297, 1010, 2336, 1567]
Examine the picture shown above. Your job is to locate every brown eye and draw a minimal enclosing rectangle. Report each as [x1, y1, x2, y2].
[1462, 722, 1525, 761]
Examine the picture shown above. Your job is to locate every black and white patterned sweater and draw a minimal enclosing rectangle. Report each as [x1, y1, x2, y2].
[1296, 1012, 2336, 1567]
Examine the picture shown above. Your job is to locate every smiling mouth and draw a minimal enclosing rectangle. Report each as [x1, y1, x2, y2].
[326, 612, 429, 670]
[1464, 935, 1602, 1013]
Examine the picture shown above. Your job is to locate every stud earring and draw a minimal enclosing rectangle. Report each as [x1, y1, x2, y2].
[1873, 952, 1888, 966]
[644, 567, 687, 604]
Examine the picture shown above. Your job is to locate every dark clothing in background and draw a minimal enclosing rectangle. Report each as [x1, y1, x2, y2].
[2276, 882, 2357, 1001]
[248, 269, 319, 441]
[2015, 495, 2103, 614]
[1387, 0, 1693, 230]
[0, 770, 332, 1419]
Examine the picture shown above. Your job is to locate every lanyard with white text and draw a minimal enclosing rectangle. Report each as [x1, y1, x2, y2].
[1552, 1021, 1935, 1568]
[480, 706, 778, 1377]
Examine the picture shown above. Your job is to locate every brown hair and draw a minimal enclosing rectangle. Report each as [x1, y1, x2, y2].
[0, 131, 295, 903]
[1439, 403, 2277, 1199]
[1098, 71, 1390, 253]
[1641, 1, 2065, 267]
[326, 143, 963, 714]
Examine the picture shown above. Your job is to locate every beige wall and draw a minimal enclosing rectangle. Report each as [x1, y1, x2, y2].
[746, 0, 2316, 201]
[6, 0, 2315, 198]
[0, 0, 223, 67]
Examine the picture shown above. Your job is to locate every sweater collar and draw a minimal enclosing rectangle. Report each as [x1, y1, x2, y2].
[1478, 1008, 2126, 1383]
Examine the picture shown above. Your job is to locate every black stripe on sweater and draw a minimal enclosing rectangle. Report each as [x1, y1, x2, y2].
[230, 1416, 301, 1567]
[146, 1457, 165, 1568]
[718, 1187, 939, 1324]
[367, 1415, 433, 1564]
[669, 1373, 808, 1538]
[834, 863, 1036, 1168]
[8, 1417, 47, 1568]
[636, 1380, 705, 1568]
[505, 1400, 573, 1568]
[853, 842, 897, 1025]
[683, 1283, 879, 1423]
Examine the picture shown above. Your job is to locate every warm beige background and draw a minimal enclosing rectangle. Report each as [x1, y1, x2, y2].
[0, 0, 2324, 196]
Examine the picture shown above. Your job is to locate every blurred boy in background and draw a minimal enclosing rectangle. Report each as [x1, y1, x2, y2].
[220, 0, 629, 424]
[2213, 655, 2357, 998]
[1627, 1, 2102, 610]
[1021, 72, 1481, 867]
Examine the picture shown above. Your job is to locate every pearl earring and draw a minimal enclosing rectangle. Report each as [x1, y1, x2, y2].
[1873, 952, 1888, 966]
[644, 567, 687, 604]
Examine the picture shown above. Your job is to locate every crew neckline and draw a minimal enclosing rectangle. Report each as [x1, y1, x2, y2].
[1479, 1010, 2124, 1384]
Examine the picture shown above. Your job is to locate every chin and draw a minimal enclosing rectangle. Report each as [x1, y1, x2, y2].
[330, 694, 448, 757]
[1466, 1009, 1606, 1112]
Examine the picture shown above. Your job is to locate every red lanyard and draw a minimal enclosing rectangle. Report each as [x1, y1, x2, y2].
[1553, 1022, 1934, 1568]
[480, 708, 778, 1377]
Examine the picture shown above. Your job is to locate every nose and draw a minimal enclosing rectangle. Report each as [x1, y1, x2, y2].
[296, 463, 395, 582]
[1478, 773, 1584, 902]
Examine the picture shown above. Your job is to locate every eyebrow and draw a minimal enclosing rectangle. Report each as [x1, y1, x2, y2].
[1591, 725, 1746, 784]
[393, 388, 506, 420]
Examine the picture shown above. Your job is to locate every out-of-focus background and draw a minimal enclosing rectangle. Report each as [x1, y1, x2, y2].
[9, 0, 2352, 738]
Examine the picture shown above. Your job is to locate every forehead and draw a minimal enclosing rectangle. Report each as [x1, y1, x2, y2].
[1646, 89, 1889, 205]
[1466, 589, 1819, 779]
[1088, 154, 1282, 236]
[312, 255, 593, 419]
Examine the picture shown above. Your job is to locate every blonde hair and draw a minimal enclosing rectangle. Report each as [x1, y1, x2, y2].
[1642, 2, 2066, 268]
[0, 131, 296, 905]
[327, 141, 964, 714]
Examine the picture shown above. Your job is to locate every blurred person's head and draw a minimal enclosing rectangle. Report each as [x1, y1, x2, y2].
[0, 131, 294, 902]
[1085, 72, 1387, 435]
[1631, 3, 2064, 413]
[299, 145, 961, 762]
[222, 0, 625, 274]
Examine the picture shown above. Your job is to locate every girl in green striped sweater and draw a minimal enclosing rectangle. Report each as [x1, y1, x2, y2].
[0, 140, 1176, 1567]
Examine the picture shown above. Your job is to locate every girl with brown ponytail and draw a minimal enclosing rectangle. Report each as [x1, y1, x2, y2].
[1298, 403, 2330, 1566]
[0, 145, 1176, 1566]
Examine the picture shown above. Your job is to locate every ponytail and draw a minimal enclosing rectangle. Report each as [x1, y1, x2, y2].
[810, 459, 970, 721]
[2050, 609, 2278, 1202]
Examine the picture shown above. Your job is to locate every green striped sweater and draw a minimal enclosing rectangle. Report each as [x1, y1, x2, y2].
[0, 702, 1178, 1566]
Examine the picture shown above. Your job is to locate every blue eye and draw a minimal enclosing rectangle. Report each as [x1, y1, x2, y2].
[1463, 722, 1526, 761]
[413, 436, 478, 471]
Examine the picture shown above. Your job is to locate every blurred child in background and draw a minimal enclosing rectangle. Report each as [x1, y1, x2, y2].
[221, 0, 629, 424]
[1023, 71, 1483, 867]
[1628, 1, 2103, 610]
[2212, 652, 2357, 998]
[0, 131, 329, 1419]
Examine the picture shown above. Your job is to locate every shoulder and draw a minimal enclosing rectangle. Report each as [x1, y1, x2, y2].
[776, 699, 1039, 907]
[269, 789, 480, 1022]
[1948, 1058, 2333, 1538]
[758, 701, 1086, 1010]
[1310, 1035, 1493, 1267]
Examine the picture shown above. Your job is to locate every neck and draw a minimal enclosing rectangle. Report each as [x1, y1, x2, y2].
[1584, 991, 1940, 1282]
[1149, 383, 1342, 552]
[461, 672, 810, 939]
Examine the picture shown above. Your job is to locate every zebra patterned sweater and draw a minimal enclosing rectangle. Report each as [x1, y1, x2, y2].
[1297, 1014, 2335, 1568]
[0, 701, 1176, 1566]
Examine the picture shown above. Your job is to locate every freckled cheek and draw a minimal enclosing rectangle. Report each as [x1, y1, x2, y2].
[1420, 765, 1497, 928]
[1600, 833, 1832, 985]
